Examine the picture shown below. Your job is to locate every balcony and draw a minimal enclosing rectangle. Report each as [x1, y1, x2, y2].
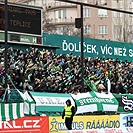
[45, 2, 77, 11]
[45, 17, 75, 27]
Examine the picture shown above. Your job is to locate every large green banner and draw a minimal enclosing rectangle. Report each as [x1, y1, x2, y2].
[43, 33, 133, 61]
[113, 94, 133, 113]
[29, 91, 133, 114]
[29, 92, 75, 113]
[71, 92, 118, 114]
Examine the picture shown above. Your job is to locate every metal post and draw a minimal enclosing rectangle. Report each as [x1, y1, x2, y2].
[80, 4, 84, 92]
[4, 0, 8, 91]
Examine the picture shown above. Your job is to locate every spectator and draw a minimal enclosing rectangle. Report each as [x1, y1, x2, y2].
[0, 46, 133, 94]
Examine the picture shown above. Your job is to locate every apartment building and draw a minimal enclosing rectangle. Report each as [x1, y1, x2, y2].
[15, 0, 133, 42]
[8, 0, 17, 2]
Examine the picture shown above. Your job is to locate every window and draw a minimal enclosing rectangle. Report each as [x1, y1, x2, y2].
[114, 12, 123, 17]
[114, 25, 122, 34]
[28, 1, 34, 5]
[98, 9, 107, 17]
[84, 25, 91, 34]
[42, 0, 47, 5]
[98, 25, 108, 34]
[129, 25, 133, 32]
[55, 10, 66, 19]
[94, 0, 107, 5]
[101, 0, 107, 5]
[83, 8, 91, 17]
[34, 0, 39, 5]
[114, 8, 123, 17]
[95, 0, 100, 5]
[129, 8, 133, 12]
[82, 0, 91, 3]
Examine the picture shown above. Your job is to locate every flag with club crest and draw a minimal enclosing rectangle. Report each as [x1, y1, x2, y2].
[71, 91, 118, 114]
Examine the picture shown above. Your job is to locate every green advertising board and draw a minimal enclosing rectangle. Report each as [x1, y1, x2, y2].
[43, 33, 133, 61]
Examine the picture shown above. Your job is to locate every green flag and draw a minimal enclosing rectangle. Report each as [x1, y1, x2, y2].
[72, 91, 118, 114]
[18, 90, 36, 115]
[113, 93, 133, 113]
[0, 103, 24, 121]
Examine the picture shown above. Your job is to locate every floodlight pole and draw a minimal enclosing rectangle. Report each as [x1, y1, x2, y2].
[80, 4, 84, 92]
[4, 0, 8, 90]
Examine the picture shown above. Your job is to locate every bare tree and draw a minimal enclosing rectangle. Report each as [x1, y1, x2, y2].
[113, 0, 133, 42]
[43, 17, 81, 36]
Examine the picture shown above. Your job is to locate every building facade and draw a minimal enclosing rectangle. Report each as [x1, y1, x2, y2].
[8, 0, 16, 2]
[15, 0, 133, 42]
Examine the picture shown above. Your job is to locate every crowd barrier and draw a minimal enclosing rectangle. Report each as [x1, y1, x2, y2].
[0, 114, 133, 133]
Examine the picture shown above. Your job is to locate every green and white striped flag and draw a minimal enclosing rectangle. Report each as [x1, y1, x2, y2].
[23, 91, 36, 115]
[71, 91, 118, 114]
[0, 103, 24, 121]
[18, 90, 36, 115]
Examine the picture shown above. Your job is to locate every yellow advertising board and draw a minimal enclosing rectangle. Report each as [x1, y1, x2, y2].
[49, 115, 120, 133]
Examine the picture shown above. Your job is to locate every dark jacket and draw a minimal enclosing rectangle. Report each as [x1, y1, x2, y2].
[62, 99, 75, 119]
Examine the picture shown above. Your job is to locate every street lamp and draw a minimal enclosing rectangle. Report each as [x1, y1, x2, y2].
[4, 0, 8, 90]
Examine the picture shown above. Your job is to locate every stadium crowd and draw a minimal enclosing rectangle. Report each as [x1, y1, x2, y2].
[0, 46, 133, 94]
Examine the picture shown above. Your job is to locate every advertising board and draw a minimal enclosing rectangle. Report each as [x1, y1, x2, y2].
[120, 114, 133, 129]
[0, 32, 42, 45]
[49, 115, 120, 133]
[43, 33, 133, 61]
[0, 116, 49, 133]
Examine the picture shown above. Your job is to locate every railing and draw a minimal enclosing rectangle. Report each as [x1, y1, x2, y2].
[46, 2, 77, 10]
[45, 17, 75, 25]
